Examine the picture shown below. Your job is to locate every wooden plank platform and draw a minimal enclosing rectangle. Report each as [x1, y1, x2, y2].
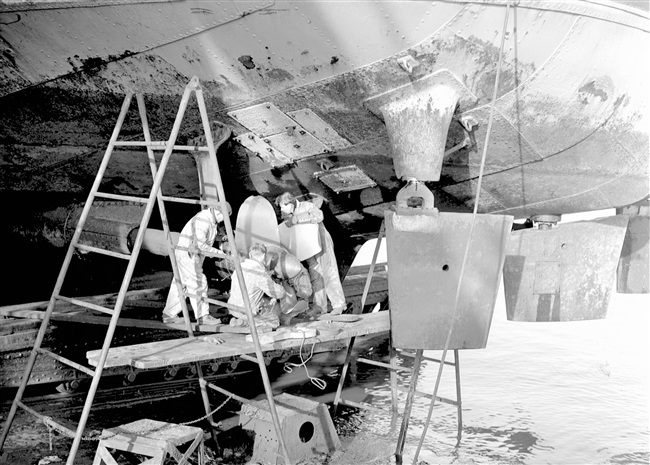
[87, 311, 389, 369]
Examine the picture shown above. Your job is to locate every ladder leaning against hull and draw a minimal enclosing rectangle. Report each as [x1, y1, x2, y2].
[0, 77, 293, 465]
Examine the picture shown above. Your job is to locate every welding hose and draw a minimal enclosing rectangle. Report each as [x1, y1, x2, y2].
[411, 3, 512, 464]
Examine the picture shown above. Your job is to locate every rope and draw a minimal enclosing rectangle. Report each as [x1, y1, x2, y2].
[411, 2, 512, 464]
[42, 394, 234, 450]
[283, 333, 327, 390]
[178, 394, 234, 426]
[42, 416, 102, 448]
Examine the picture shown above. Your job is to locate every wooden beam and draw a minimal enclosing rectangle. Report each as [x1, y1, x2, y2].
[0, 330, 39, 352]
[0, 288, 166, 319]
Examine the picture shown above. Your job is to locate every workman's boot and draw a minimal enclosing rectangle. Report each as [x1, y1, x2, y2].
[198, 314, 222, 325]
[280, 300, 309, 326]
[330, 302, 353, 315]
[162, 313, 184, 324]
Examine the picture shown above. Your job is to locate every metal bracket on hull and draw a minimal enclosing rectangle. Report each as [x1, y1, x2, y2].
[395, 180, 437, 216]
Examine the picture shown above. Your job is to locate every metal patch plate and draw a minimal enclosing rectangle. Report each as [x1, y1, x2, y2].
[313, 165, 376, 194]
[265, 130, 330, 161]
[287, 109, 351, 151]
[234, 133, 292, 167]
[228, 103, 298, 138]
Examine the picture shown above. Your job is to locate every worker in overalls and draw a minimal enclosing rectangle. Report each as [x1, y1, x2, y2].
[275, 192, 347, 316]
[227, 242, 286, 329]
[162, 203, 231, 325]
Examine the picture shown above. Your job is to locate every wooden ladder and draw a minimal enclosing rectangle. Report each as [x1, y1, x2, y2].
[331, 221, 463, 463]
[0, 77, 292, 465]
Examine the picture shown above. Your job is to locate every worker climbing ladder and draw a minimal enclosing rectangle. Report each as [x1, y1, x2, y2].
[0, 77, 293, 465]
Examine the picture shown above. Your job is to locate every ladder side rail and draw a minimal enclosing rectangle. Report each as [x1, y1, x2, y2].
[0, 92, 134, 453]
[395, 349, 424, 465]
[195, 83, 293, 465]
[389, 344, 399, 418]
[358, 220, 386, 314]
[136, 92, 219, 450]
[66, 82, 197, 465]
[332, 336, 357, 417]
[333, 221, 386, 417]
[136, 94, 196, 336]
[454, 349, 462, 444]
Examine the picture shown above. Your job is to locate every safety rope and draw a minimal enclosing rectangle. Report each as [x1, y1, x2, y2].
[178, 393, 233, 426]
[42, 393, 234, 450]
[283, 333, 327, 390]
[43, 416, 102, 450]
[411, 2, 512, 464]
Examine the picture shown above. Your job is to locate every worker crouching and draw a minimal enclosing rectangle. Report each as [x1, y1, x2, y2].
[227, 243, 286, 330]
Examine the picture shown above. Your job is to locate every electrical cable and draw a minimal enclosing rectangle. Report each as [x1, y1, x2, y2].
[283, 333, 327, 390]
[411, 2, 512, 464]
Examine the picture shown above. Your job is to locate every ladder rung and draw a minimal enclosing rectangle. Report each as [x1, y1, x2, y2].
[113, 141, 209, 151]
[75, 243, 131, 260]
[36, 348, 96, 377]
[17, 401, 78, 438]
[239, 354, 257, 363]
[357, 357, 411, 372]
[184, 294, 244, 314]
[160, 195, 223, 207]
[397, 350, 456, 367]
[395, 386, 458, 406]
[205, 381, 251, 406]
[175, 245, 229, 261]
[55, 295, 115, 316]
[338, 398, 388, 413]
[94, 192, 149, 203]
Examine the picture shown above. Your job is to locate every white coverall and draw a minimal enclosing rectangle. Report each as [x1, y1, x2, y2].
[290, 200, 346, 313]
[228, 258, 284, 319]
[227, 257, 286, 327]
[163, 208, 223, 320]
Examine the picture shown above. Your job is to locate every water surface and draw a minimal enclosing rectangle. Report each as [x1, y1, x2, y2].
[282, 290, 649, 464]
